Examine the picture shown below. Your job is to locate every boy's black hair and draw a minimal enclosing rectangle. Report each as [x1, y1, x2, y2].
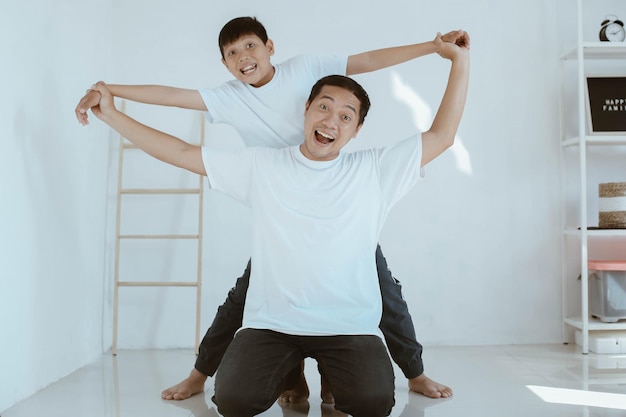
[219, 17, 269, 59]
[307, 75, 371, 126]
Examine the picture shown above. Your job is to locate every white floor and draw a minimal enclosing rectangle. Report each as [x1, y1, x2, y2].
[3, 344, 626, 417]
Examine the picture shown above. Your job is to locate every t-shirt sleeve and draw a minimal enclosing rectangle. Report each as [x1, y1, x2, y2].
[201, 146, 255, 206]
[197, 81, 242, 124]
[376, 134, 425, 207]
[197, 86, 225, 124]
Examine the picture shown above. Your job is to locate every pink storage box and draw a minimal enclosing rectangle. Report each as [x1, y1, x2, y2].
[588, 260, 626, 323]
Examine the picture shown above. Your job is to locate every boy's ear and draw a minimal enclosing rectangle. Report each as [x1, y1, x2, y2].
[266, 39, 275, 56]
[352, 123, 363, 139]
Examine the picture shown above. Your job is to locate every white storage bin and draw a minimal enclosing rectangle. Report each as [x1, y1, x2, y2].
[575, 330, 626, 354]
[588, 260, 626, 323]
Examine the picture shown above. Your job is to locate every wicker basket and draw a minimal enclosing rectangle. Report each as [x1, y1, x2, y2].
[599, 182, 626, 229]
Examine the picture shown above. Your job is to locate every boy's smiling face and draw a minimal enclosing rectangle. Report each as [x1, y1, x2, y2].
[221, 35, 275, 88]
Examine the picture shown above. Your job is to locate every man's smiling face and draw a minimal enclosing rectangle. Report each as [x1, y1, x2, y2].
[300, 85, 363, 162]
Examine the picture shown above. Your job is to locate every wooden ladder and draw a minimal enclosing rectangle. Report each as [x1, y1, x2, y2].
[112, 104, 204, 355]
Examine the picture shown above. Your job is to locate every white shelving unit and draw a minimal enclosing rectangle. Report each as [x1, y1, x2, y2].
[560, 0, 626, 353]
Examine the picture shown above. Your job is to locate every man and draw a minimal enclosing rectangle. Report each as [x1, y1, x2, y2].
[89, 34, 469, 417]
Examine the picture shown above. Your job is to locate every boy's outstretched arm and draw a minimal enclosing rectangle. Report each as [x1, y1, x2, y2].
[346, 30, 469, 75]
[420, 34, 470, 167]
[75, 83, 206, 126]
[90, 84, 206, 176]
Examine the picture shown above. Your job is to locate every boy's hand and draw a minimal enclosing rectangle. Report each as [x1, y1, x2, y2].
[436, 32, 470, 62]
[90, 83, 118, 123]
[440, 30, 470, 50]
[75, 81, 105, 126]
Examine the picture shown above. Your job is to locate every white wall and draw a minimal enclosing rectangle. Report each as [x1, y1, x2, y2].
[4, 0, 625, 412]
[0, 0, 114, 412]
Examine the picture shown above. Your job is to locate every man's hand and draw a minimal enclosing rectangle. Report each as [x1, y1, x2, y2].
[75, 81, 105, 126]
[440, 30, 470, 50]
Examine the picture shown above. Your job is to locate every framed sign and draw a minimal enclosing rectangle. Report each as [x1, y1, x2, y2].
[586, 76, 626, 134]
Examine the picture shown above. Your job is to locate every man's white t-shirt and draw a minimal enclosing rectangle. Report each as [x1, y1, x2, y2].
[198, 55, 348, 148]
[201, 135, 424, 338]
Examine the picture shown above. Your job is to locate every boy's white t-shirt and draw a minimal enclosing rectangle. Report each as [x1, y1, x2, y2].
[201, 135, 424, 337]
[198, 54, 348, 148]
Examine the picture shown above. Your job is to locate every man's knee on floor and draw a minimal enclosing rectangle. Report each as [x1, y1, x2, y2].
[213, 391, 273, 417]
[336, 390, 395, 417]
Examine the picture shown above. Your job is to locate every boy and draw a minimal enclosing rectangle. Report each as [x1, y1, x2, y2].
[76, 16, 469, 402]
[88, 32, 469, 414]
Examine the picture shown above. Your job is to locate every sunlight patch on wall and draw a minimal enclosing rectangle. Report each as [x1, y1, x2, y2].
[391, 71, 472, 175]
[527, 385, 626, 410]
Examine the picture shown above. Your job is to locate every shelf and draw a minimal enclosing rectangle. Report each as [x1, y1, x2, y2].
[562, 135, 626, 147]
[563, 228, 626, 237]
[565, 316, 626, 331]
[561, 42, 626, 60]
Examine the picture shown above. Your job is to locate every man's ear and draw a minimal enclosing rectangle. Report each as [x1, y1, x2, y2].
[352, 123, 363, 139]
[304, 100, 311, 115]
[266, 39, 275, 56]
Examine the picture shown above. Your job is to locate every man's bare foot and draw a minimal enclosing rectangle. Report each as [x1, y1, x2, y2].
[320, 402, 348, 416]
[278, 400, 310, 416]
[161, 368, 207, 400]
[408, 374, 453, 398]
[320, 374, 334, 404]
[278, 363, 310, 403]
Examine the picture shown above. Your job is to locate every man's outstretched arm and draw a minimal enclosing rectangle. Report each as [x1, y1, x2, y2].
[90, 83, 206, 176]
[420, 34, 470, 167]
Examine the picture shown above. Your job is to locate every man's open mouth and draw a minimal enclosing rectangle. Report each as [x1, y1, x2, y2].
[315, 130, 335, 145]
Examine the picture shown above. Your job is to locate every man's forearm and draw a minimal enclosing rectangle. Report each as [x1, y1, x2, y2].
[420, 49, 470, 167]
[101, 108, 205, 175]
[430, 54, 470, 141]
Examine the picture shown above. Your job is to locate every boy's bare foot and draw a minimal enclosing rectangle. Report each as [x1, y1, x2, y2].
[278, 368, 310, 403]
[161, 368, 207, 400]
[320, 374, 334, 404]
[408, 374, 453, 398]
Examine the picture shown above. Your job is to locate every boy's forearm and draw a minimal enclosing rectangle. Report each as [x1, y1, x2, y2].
[104, 84, 206, 110]
[346, 41, 439, 75]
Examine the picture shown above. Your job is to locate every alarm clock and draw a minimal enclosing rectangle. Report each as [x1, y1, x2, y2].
[600, 15, 626, 42]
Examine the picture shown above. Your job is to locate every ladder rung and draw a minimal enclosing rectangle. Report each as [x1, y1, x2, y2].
[117, 281, 198, 287]
[122, 143, 201, 149]
[121, 188, 201, 195]
[119, 234, 199, 239]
